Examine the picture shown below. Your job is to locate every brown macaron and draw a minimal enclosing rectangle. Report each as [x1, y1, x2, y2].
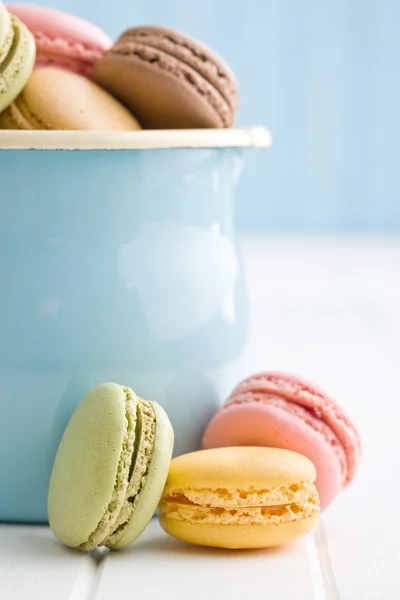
[0, 67, 141, 130]
[93, 26, 239, 129]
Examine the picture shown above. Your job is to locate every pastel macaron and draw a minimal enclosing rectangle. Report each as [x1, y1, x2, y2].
[203, 372, 362, 510]
[6, 4, 111, 78]
[0, 67, 141, 130]
[0, 1, 35, 113]
[159, 447, 320, 549]
[48, 383, 174, 550]
[93, 25, 239, 129]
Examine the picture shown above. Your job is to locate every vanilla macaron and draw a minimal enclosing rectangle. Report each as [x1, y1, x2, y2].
[159, 447, 320, 549]
[0, 67, 141, 129]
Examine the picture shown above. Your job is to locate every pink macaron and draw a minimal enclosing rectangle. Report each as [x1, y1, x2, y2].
[6, 4, 112, 78]
[202, 372, 361, 510]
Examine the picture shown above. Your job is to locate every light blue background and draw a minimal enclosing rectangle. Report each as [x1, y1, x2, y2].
[17, 0, 400, 231]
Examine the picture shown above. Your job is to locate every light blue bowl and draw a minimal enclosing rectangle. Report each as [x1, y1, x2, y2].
[0, 127, 271, 523]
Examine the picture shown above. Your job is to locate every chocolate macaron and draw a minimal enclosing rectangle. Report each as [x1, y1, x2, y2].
[93, 26, 239, 129]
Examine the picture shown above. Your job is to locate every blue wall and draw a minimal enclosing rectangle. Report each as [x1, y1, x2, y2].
[18, 1, 400, 231]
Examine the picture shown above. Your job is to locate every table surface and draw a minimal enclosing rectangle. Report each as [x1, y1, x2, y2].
[1, 235, 398, 600]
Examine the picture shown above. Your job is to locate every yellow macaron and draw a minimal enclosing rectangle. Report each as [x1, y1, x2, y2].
[159, 447, 320, 549]
[0, 67, 141, 130]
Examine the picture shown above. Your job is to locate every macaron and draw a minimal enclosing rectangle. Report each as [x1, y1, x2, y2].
[93, 25, 239, 129]
[48, 383, 174, 551]
[159, 447, 320, 549]
[0, 66, 141, 130]
[6, 4, 111, 78]
[0, 1, 35, 113]
[202, 372, 362, 510]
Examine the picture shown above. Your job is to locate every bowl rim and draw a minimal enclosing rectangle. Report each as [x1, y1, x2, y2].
[0, 126, 272, 150]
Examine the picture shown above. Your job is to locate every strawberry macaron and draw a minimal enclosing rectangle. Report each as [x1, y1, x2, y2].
[6, 4, 111, 78]
[202, 372, 361, 510]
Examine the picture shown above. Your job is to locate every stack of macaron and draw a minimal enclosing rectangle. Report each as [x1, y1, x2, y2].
[4, 4, 361, 556]
[48, 371, 360, 552]
[0, 2, 239, 130]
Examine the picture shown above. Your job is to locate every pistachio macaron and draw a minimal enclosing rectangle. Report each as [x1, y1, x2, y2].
[159, 447, 320, 549]
[48, 383, 174, 551]
[0, 1, 36, 113]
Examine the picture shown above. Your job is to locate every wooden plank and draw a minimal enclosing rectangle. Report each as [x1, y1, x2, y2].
[95, 520, 319, 600]
[0, 525, 101, 600]
[319, 314, 400, 600]
[251, 236, 400, 600]
[95, 237, 400, 600]
[240, 237, 400, 600]
[2, 237, 400, 600]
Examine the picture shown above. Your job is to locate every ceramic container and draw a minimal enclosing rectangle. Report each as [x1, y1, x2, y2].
[0, 127, 271, 522]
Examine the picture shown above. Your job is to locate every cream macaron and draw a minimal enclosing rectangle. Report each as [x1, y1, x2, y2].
[159, 447, 320, 549]
[0, 66, 141, 129]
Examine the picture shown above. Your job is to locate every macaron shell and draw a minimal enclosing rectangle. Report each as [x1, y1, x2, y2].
[119, 26, 239, 112]
[7, 4, 112, 48]
[160, 514, 319, 549]
[202, 402, 342, 509]
[159, 447, 319, 549]
[0, 15, 36, 113]
[48, 383, 132, 548]
[230, 372, 361, 486]
[32, 50, 98, 77]
[0, 67, 141, 130]
[6, 4, 111, 76]
[93, 51, 227, 129]
[109, 402, 174, 550]
[163, 447, 316, 492]
[102, 399, 156, 547]
[0, 2, 11, 51]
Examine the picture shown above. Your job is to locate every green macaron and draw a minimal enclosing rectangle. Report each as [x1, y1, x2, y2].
[0, 1, 36, 113]
[48, 383, 174, 551]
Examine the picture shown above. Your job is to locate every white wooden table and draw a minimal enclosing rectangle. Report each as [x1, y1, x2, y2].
[2, 236, 399, 600]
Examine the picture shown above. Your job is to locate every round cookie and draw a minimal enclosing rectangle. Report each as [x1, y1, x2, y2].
[0, 67, 141, 130]
[7, 4, 111, 78]
[93, 25, 239, 129]
[203, 372, 362, 509]
[0, 2, 36, 113]
[48, 383, 174, 551]
[159, 447, 320, 549]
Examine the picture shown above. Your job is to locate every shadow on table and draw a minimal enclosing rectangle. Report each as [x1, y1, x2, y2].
[7, 525, 107, 563]
[8, 525, 302, 561]
[117, 532, 299, 560]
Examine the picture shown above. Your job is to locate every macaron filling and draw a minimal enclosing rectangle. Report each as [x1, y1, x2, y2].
[160, 483, 319, 526]
[0, 17, 20, 92]
[103, 399, 156, 547]
[0, 16, 31, 93]
[80, 393, 158, 551]
[0, 17, 35, 95]
[0, 94, 39, 128]
[0, 21, 14, 66]
[163, 479, 314, 507]
[79, 387, 138, 552]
